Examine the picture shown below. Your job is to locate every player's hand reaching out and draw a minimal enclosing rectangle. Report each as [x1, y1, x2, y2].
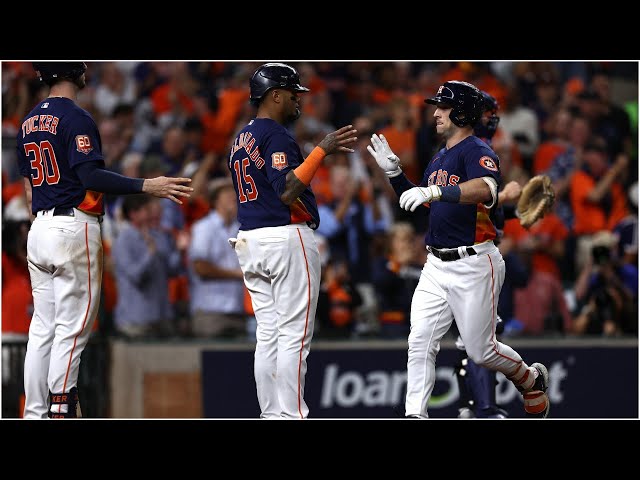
[143, 176, 194, 205]
[367, 134, 402, 177]
[318, 125, 358, 155]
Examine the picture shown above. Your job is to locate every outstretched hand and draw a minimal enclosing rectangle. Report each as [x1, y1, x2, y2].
[367, 133, 402, 177]
[143, 176, 194, 205]
[318, 125, 358, 155]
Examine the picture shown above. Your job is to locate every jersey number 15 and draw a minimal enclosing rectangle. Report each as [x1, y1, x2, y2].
[233, 157, 258, 203]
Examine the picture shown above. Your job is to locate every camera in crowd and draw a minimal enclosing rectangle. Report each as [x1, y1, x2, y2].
[591, 244, 612, 266]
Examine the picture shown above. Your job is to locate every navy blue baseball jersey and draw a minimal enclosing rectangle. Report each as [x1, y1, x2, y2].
[393, 136, 500, 248]
[228, 118, 320, 230]
[16, 97, 104, 215]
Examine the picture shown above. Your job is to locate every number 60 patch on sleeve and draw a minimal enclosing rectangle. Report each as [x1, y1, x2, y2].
[271, 152, 288, 170]
[76, 135, 94, 154]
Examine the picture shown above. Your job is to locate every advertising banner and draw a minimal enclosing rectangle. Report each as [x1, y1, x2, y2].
[202, 345, 637, 418]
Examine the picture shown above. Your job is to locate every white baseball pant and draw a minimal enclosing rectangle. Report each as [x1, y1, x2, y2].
[23, 208, 102, 418]
[405, 240, 526, 418]
[232, 223, 320, 419]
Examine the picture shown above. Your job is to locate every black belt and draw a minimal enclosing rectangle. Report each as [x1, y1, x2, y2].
[430, 246, 477, 262]
[52, 207, 75, 216]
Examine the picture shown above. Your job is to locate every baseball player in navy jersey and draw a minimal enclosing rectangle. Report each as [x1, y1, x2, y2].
[228, 63, 356, 419]
[368, 80, 550, 419]
[17, 62, 193, 418]
[455, 90, 520, 419]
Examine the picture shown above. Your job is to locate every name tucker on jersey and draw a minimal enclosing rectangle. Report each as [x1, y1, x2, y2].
[21, 114, 60, 137]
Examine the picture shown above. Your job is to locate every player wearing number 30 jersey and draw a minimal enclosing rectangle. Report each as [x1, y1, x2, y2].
[229, 63, 356, 419]
[17, 62, 192, 419]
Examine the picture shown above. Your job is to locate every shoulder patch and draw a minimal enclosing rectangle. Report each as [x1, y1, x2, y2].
[76, 135, 94, 154]
[271, 152, 288, 171]
[479, 156, 498, 172]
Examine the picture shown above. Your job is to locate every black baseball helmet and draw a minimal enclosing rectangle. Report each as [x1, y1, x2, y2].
[425, 80, 484, 127]
[474, 90, 500, 140]
[249, 63, 309, 106]
[32, 62, 87, 86]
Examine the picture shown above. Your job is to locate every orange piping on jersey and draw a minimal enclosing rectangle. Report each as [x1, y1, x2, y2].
[290, 198, 313, 224]
[293, 146, 326, 186]
[474, 204, 496, 244]
[487, 254, 521, 365]
[77, 190, 104, 215]
[60, 224, 92, 413]
[296, 228, 312, 419]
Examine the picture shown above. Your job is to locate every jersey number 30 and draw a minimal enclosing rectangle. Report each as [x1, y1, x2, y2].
[24, 140, 60, 186]
[233, 157, 258, 203]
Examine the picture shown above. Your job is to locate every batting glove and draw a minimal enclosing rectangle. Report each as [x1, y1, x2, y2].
[366, 133, 402, 177]
[399, 185, 442, 211]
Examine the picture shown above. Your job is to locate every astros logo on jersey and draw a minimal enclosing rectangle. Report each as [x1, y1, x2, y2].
[479, 156, 498, 172]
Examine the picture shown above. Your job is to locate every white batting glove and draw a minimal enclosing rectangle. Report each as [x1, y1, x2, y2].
[399, 185, 442, 212]
[366, 133, 402, 177]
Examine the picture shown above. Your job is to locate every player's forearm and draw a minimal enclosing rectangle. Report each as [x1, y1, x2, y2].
[458, 178, 494, 204]
[280, 171, 309, 205]
[281, 147, 327, 205]
[75, 161, 144, 194]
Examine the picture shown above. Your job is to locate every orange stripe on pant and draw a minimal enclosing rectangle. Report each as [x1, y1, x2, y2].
[296, 228, 311, 419]
[59, 223, 92, 414]
[488, 254, 521, 366]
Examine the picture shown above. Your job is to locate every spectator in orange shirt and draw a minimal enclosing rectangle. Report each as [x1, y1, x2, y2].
[150, 62, 197, 127]
[379, 96, 419, 183]
[199, 67, 250, 155]
[570, 138, 629, 270]
[533, 107, 571, 175]
[2, 218, 32, 336]
[502, 210, 570, 282]
[545, 112, 592, 231]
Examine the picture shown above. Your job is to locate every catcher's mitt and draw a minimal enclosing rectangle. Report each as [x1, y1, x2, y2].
[516, 175, 555, 228]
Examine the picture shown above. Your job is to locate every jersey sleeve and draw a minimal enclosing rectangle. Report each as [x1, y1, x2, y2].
[464, 144, 501, 184]
[65, 112, 104, 168]
[262, 131, 303, 197]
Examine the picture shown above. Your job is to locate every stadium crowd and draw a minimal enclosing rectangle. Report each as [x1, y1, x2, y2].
[2, 61, 637, 341]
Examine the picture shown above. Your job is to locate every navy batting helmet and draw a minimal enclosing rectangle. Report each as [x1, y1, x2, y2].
[474, 90, 500, 140]
[425, 80, 484, 128]
[32, 62, 87, 86]
[249, 63, 310, 106]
